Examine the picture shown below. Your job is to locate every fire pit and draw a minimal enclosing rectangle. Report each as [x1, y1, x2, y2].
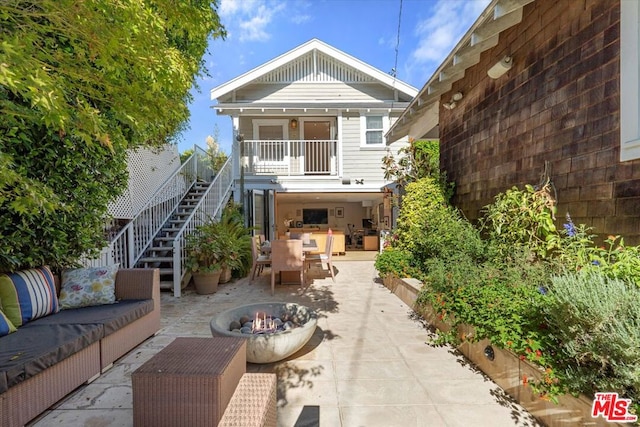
[210, 302, 318, 364]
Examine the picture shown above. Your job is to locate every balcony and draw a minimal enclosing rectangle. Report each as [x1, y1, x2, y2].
[242, 139, 338, 176]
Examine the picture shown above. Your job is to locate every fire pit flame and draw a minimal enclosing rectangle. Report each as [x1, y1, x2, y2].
[252, 312, 277, 334]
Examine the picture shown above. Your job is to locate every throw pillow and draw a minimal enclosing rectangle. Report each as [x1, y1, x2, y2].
[58, 264, 119, 310]
[0, 308, 16, 336]
[0, 266, 59, 327]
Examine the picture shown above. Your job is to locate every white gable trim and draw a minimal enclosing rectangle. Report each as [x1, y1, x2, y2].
[210, 39, 418, 100]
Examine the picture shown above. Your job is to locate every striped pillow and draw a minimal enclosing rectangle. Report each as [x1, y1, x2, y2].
[0, 308, 16, 336]
[0, 266, 59, 327]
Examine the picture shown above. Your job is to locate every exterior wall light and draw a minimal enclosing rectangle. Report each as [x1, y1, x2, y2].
[487, 56, 513, 79]
[442, 92, 463, 110]
[290, 118, 298, 129]
[484, 345, 495, 361]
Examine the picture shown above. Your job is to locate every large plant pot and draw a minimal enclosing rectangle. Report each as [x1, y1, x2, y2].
[219, 267, 232, 284]
[192, 271, 221, 294]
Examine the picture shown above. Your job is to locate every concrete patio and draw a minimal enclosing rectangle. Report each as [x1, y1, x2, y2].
[30, 254, 541, 427]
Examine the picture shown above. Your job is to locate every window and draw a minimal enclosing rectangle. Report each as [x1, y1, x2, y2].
[258, 125, 285, 161]
[620, 0, 640, 161]
[360, 114, 389, 147]
[252, 119, 289, 164]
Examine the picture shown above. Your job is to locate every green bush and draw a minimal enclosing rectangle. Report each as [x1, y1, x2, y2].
[543, 270, 640, 405]
[395, 177, 485, 265]
[374, 247, 418, 279]
[480, 184, 557, 261]
[418, 252, 552, 359]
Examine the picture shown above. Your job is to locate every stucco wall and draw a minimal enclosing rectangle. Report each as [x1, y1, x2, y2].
[440, 0, 640, 243]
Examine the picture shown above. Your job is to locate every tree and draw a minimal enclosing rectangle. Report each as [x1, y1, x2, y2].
[206, 125, 228, 174]
[0, 0, 226, 271]
[382, 139, 454, 202]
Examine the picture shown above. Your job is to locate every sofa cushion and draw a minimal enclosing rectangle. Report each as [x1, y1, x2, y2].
[0, 323, 103, 393]
[0, 309, 16, 337]
[27, 299, 154, 336]
[0, 267, 58, 327]
[59, 264, 119, 309]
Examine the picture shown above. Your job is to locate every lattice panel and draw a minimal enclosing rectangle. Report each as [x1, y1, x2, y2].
[257, 50, 376, 83]
[108, 145, 181, 219]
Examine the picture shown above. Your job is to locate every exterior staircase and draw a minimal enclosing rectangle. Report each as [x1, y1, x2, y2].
[82, 145, 234, 297]
[135, 181, 211, 290]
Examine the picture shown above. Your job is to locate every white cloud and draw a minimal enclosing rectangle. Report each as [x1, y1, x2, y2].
[291, 14, 311, 25]
[410, 0, 490, 64]
[218, 0, 286, 43]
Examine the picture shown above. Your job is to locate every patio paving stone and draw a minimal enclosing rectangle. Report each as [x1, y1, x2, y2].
[29, 256, 541, 427]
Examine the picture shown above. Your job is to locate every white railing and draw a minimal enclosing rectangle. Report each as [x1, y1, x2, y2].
[171, 156, 234, 297]
[83, 145, 215, 268]
[243, 139, 338, 176]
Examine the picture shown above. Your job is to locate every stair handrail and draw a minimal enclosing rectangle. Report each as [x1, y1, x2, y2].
[171, 156, 233, 297]
[82, 144, 215, 268]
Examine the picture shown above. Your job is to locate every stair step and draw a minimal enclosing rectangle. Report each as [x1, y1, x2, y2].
[147, 246, 173, 253]
[158, 268, 174, 275]
[169, 219, 186, 224]
[138, 256, 174, 263]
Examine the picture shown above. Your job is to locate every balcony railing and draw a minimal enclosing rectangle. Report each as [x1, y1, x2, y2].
[242, 139, 338, 176]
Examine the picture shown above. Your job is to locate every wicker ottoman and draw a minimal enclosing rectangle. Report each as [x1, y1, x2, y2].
[132, 337, 246, 427]
[218, 373, 277, 427]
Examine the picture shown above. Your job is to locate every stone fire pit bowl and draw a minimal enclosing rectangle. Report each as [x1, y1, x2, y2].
[210, 302, 318, 364]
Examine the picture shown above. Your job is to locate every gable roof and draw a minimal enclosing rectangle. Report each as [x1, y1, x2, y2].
[210, 38, 418, 101]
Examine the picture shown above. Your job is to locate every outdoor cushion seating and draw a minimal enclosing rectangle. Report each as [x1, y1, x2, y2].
[0, 267, 160, 427]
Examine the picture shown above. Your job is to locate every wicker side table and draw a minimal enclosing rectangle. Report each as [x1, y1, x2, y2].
[132, 337, 246, 427]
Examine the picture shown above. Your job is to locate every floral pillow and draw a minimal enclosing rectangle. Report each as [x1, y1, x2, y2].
[58, 264, 119, 310]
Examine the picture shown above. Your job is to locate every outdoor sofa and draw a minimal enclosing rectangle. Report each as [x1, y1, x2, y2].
[0, 267, 160, 427]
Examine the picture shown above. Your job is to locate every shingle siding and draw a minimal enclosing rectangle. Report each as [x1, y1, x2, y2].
[440, 0, 640, 243]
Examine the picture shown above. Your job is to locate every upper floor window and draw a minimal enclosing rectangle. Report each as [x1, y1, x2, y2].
[620, 0, 640, 161]
[252, 119, 289, 163]
[361, 114, 389, 148]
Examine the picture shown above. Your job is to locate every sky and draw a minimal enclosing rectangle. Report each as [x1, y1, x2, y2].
[176, 0, 491, 154]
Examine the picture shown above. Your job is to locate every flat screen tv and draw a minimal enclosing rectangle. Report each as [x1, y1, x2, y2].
[303, 208, 328, 225]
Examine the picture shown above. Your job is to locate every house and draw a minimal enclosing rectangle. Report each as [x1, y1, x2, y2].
[209, 39, 418, 250]
[387, 0, 640, 244]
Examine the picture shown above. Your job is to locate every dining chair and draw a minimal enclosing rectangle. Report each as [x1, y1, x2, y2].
[305, 234, 335, 282]
[250, 235, 271, 282]
[270, 239, 305, 295]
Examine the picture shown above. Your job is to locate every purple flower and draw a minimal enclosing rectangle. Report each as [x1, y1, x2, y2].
[564, 213, 577, 237]
[537, 286, 548, 295]
[592, 260, 600, 266]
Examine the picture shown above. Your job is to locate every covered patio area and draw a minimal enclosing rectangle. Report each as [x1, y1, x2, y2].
[29, 256, 539, 427]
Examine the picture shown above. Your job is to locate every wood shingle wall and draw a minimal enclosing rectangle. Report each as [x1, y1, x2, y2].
[440, 0, 640, 243]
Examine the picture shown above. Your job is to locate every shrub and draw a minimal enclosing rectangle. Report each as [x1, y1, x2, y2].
[374, 248, 418, 279]
[480, 184, 557, 261]
[542, 270, 640, 405]
[418, 252, 553, 358]
[395, 178, 485, 265]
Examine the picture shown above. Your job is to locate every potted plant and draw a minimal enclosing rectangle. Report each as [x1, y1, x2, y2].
[215, 204, 253, 282]
[185, 221, 223, 294]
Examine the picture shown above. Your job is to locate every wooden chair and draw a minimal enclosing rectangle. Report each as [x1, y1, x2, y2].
[305, 234, 335, 282]
[250, 235, 271, 282]
[270, 239, 305, 295]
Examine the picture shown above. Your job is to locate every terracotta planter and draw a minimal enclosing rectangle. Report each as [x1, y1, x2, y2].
[192, 271, 221, 294]
[219, 267, 232, 284]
